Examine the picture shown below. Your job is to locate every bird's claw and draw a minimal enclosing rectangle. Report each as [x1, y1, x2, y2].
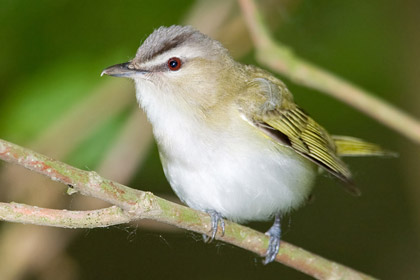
[263, 215, 281, 265]
[203, 210, 225, 243]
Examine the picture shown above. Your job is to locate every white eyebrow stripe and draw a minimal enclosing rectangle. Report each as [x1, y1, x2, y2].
[136, 45, 206, 69]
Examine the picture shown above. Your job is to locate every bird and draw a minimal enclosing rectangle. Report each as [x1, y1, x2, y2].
[102, 25, 390, 264]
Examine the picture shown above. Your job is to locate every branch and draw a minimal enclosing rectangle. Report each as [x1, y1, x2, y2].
[238, 0, 420, 144]
[0, 203, 130, 228]
[0, 138, 376, 279]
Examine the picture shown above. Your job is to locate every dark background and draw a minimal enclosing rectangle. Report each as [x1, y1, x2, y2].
[0, 0, 419, 279]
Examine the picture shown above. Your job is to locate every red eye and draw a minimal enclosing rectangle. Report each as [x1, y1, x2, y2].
[167, 57, 182, 71]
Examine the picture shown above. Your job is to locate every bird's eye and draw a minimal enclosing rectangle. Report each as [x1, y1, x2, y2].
[167, 57, 182, 71]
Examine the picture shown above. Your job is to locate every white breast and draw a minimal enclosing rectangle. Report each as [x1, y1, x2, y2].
[135, 81, 316, 222]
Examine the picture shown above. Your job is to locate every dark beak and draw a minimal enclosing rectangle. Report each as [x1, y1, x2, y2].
[101, 62, 148, 78]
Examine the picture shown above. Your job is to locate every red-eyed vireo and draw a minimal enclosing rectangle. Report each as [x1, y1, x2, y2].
[102, 25, 390, 264]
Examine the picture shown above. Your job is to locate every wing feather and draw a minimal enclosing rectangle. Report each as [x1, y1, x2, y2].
[255, 107, 360, 195]
[240, 74, 360, 195]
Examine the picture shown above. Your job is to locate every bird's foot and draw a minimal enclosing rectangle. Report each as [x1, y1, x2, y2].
[263, 215, 281, 265]
[202, 210, 225, 243]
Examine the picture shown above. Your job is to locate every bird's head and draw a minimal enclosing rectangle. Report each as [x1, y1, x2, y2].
[102, 25, 239, 116]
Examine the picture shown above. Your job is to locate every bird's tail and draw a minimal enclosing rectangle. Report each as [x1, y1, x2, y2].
[332, 136, 396, 157]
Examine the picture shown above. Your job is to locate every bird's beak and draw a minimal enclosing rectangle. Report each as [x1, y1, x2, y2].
[101, 62, 148, 78]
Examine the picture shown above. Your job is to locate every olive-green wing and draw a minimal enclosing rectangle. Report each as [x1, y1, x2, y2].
[332, 135, 396, 157]
[253, 107, 361, 195]
[239, 74, 361, 194]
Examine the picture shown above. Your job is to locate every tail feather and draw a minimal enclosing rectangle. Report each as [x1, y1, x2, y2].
[332, 136, 396, 157]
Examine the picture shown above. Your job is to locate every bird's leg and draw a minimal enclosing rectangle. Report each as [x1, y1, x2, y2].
[202, 210, 225, 243]
[263, 214, 282, 264]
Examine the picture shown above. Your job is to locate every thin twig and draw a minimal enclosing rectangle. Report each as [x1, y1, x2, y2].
[0, 138, 376, 279]
[0, 203, 130, 228]
[238, 0, 420, 144]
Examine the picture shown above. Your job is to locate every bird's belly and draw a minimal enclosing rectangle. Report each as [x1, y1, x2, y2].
[160, 137, 316, 223]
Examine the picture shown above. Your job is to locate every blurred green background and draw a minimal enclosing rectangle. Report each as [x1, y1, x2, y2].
[0, 0, 419, 279]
